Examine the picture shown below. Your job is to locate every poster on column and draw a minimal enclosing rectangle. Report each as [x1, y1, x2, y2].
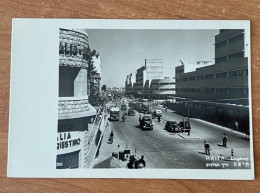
[8, 19, 254, 179]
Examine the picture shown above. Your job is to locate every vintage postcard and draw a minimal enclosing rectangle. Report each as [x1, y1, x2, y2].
[8, 19, 254, 179]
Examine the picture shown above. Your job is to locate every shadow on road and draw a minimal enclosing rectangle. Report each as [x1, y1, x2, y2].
[239, 137, 250, 141]
[198, 151, 207, 155]
[217, 144, 224, 147]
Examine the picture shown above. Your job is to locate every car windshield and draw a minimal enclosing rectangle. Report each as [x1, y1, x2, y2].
[170, 122, 177, 125]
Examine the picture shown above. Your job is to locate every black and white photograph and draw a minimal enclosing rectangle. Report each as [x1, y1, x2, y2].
[8, 19, 254, 179]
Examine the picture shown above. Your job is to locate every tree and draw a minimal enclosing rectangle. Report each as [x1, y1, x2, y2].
[86, 48, 100, 103]
[102, 85, 107, 91]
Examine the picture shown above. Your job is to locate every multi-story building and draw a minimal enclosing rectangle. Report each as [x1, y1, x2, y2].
[174, 29, 249, 131]
[175, 29, 248, 104]
[57, 28, 97, 169]
[134, 59, 163, 96]
[125, 72, 136, 95]
[150, 77, 175, 99]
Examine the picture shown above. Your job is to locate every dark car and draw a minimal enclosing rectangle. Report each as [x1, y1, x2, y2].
[177, 121, 191, 132]
[128, 108, 136, 116]
[140, 114, 153, 130]
[165, 121, 179, 132]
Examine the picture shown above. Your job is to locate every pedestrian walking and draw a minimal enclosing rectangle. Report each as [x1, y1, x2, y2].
[187, 124, 191, 136]
[223, 133, 228, 147]
[204, 141, 210, 155]
[165, 106, 168, 112]
[109, 131, 114, 144]
[158, 116, 161, 122]
[235, 121, 239, 130]
[122, 114, 125, 122]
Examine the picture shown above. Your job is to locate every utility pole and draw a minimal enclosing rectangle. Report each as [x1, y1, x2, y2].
[187, 86, 190, 124]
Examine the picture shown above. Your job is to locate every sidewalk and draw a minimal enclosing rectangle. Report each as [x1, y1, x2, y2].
[91, 120, 128, 168]
[178, 133, 200, 139]
[154, 104, 250, 140]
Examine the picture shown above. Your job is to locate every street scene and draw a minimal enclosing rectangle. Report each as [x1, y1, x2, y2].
[57, 28, 251, 170]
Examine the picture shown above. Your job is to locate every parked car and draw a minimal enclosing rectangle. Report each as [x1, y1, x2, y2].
[152, 110, 162, 119]
[177, 121, 191, 132]
[128, 108, 135, 116]
[165, 121, 179, 132]
[144, 110, 153, 115]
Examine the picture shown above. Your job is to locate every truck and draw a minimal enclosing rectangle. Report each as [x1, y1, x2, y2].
[121, 104, 127, 111]
[139, 113, 153, 130]
[110, 107, 120, 121]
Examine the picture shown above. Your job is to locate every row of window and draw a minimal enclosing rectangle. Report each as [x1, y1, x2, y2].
[176, 69, 247, 82]
[151, 82, 175, 85]
[59, 43, 90, 60]
[176, 69, 184, 74]
[157, 88, 175, 91]
[176, 88, 248, 94]
[215, 33, 244, 49]
[215, 51, 244, 63]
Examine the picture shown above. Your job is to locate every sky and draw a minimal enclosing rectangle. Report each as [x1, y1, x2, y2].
[86, 29, 219, 88]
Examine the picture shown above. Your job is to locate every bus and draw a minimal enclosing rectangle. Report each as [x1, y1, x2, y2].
[110, 107, 120, 121]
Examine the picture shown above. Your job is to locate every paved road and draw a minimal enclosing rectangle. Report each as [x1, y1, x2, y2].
[104, 99, 251, 169]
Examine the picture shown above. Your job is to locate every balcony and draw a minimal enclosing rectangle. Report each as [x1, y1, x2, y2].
[59, 55, 88, 69]
[58, 96, 96, 120]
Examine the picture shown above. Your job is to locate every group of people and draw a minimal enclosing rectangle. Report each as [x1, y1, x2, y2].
[127, 155, 146, 169]
[203, 133, 229, 155]
[108, 131, 146, 169]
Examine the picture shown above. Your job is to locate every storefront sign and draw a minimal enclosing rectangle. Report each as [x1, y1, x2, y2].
[57, 131, 84, 155]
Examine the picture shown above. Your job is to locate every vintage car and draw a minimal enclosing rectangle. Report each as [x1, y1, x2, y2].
[140, 114, 153, 130]
[165, 121, 180, 132]
[152, 110, 162, 119]
[177, 121, 191, 132]
[128, 108, 136, 116]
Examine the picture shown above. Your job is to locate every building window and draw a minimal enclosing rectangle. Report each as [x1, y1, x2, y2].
[229, 33, 244, 44]
[229, 88, 244, 94]
[196, 88, 202, 92]
[216, 88, 228, 93]
[216, 56, 228, 63]
[216, 40, 228, 49]
[189, 77, 195, 81]
[216, 72, 228, 78]
[229, 70, 243, 77]
[183, 77, 188, 82]
[228, 51, 244, 60]
[183, 88, 188, 92]
[176, 69, 184, 74]
[196, 75, 204, 80]
[205, 74, 214, 79]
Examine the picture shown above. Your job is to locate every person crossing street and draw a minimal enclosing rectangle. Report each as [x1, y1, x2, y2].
[204, 141, 211, 155]
[223, 133, 228, 147]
